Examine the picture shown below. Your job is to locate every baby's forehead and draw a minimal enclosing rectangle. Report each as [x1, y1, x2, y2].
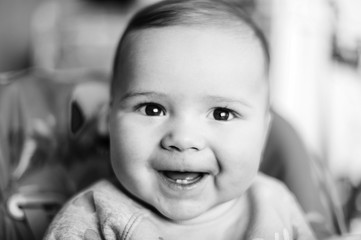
[113, 26, 269, 99]
[119, 25, 267, 68]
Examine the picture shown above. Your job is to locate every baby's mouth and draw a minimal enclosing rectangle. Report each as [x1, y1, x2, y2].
[161, 171, 205, 186]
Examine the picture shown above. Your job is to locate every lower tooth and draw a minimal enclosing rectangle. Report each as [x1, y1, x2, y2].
[176, 179, 188, 184]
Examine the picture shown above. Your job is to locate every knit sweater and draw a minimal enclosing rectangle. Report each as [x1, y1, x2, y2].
[44, 174, 316, 240]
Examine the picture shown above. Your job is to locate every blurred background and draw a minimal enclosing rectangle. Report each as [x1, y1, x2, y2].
[1, 0, 361, 239]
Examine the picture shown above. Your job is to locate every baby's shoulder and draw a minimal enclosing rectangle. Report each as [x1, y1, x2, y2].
[247, 173, 301, 219]
[245, 174, 316, 240]
[44, 181, 108, 240]
[64, 179, 146, 219]
[251, 173, 296, 200]
[45, 179, 147, 240]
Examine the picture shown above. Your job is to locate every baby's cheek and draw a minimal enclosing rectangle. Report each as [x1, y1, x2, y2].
[220, 142, 261, 170]
[229, 160, 258, 189]
[110, 124, 142, 161]
[217, 146, 260, 197]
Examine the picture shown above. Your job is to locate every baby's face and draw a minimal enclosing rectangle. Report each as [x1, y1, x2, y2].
[110, 26, 270, 221]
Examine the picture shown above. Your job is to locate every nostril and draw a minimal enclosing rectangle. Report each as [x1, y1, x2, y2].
[160, 131, 204, 152]
[168, 145, 181, 151]
[163, 145, 199, 152]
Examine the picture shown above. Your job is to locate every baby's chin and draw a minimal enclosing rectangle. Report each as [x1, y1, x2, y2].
[153, 198, 236, 224]
[157, 207, 207, 223]
[148, 198, 212, 223]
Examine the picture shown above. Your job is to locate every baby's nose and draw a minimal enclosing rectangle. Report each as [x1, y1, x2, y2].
[160, 120, 206, 152]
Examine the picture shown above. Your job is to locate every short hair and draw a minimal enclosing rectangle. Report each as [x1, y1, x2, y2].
[111, 0, 270, 97]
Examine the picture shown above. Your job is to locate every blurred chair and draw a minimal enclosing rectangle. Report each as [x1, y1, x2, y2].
[0, 69, 111, 240]
[31, 0, 159, 72]
[261, 110, 347, 238]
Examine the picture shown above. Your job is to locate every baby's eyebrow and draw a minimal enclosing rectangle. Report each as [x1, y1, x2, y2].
[120, 91, 166, 102]
[204, 95, 252, 108]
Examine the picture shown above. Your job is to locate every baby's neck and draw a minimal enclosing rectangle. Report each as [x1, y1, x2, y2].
[152, 196, 250, 240]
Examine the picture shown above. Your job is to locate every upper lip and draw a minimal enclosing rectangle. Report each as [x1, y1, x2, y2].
[152, 160, 218, 175]
[151, 152, 219, 175]
[158, 170, 208, 174]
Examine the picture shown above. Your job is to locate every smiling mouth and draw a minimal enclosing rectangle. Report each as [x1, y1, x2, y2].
[160, 171, 206, 186]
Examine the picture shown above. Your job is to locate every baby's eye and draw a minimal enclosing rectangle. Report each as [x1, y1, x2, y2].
[211, 108, 236, 121]
[137, 103, 166, 116]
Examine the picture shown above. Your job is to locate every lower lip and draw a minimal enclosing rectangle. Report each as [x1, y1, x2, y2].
[158, 171, 208, 191]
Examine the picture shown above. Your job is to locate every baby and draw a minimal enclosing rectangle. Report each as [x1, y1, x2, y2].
[45, 0, 316, 239]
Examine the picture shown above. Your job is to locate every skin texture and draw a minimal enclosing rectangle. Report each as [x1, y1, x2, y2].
[109, 26, 270, 224]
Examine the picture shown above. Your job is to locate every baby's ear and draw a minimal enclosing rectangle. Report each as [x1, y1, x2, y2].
[69, 81, 110, 136]
[263, 110, 273, 143]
